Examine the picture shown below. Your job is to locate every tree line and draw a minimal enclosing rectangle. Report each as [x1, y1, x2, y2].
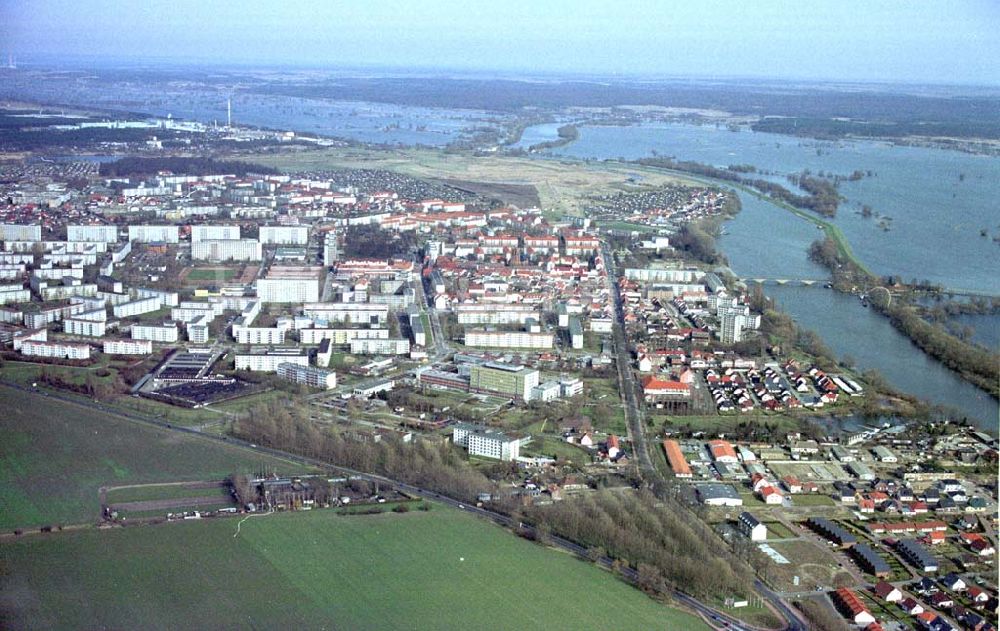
[514, 488, 764, 600]
[634, 157, 843, 217]
[99, 156, 278, 178]
[231, 401, 760, 602]
[527, 124, 580, 152]
[809, 237, 999, 399]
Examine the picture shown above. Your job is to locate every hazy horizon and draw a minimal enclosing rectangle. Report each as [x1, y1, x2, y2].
[3, 1, 999, 86]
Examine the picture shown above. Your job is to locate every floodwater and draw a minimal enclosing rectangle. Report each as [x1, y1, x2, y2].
[551, 121, 1000, 294]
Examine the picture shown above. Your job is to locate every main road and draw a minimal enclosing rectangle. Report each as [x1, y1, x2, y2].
[600, 243, 806, 630]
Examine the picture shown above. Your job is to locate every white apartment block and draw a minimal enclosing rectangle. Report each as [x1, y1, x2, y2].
[67, 225, 118, 243]
[624, 268, 700, 283]
[560, 377, 584, 398]
[259, 225, 309, 245]
[0, 265, 26, 280]
[43, 251, 98, 266]
[234, 326, 287, 345]
[0, 224, 42, 242]
[12, 327, 47, 350]
[191, 239, 262, 262]
[103, 339, 153, 355]
[133, 287, 179, 307]
[0, 253, 34, 265]
[113, 296, 162, 318]
[73, 303, 108, 322]
[302, 302, 388, 325]
[6, 240, 106, 254]
[235, 351, 310, 372]
[21, 340, 91, 360]
[128, 225, 180, 243]
[323, 231, 340, 265]
[98, 291, 134, 306]
[187, 314, 211, 344]
[179, 300, 226, 317]
[171, 306, 217, 323]
[464, 330, 554, 349]
[131, 324, 179, 343]
[23, 303, 85, 328]
[63, 318, 107, 337]
[300, 327, 389, 345]
[452, 424, 527, 461]
[349, 337, 410, 355]
[0, 308, 25, 324]
[454, 304, 540, 325]
[256, 278, 319, 304]
[32, 267, 85, 281]
[0, 288, 30, 305]
[190, 225, 241, 242]
[40, 283, 98, 301]
[276, 362, 337, 389]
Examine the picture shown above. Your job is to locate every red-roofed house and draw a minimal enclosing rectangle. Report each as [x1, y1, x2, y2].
[759, 485, 783, 505]
[708, 440, 739, 464]
[834, 588, 876, 625]
[641, 375, 691, 402]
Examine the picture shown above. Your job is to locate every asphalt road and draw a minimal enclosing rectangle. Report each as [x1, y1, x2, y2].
[600, 245, 806, 631]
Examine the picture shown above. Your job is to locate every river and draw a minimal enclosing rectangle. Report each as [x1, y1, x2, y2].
[551, 121, 1000, 294]
[528, 122, 999, 428]
[713, 194, 998, 427]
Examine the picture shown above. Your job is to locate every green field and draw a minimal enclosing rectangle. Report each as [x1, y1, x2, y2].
[0, 386, 312, 530]
[186, 267, 238, 281]
[1, 509, 709, 630]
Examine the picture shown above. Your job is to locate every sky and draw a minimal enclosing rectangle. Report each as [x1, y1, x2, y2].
[3, 0, 999, 85]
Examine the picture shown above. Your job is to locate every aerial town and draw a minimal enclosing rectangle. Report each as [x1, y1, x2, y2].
[1, 125, 996, 630]
[2, 5, 999, 629]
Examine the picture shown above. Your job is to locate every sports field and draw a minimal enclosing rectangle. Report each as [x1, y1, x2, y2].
[1, 509, 709, 630]
[185, 266, 239, 282]
[0, 386, 309, 530]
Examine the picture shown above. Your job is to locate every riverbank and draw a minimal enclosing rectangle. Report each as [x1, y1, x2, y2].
[618, 156, 996, 401]
[618, 160, 869, 274]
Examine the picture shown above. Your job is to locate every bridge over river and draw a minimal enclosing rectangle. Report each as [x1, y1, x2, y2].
[739, 277, 827, 286]
[738, 277, 998, 298]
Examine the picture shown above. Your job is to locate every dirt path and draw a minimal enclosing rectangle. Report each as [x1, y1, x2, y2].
[233, 510, 274, 538]
[110, 495, 230, 513]
[99, 480, 224, 511]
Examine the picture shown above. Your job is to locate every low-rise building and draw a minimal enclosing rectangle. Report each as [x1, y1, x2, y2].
[737, 511, 767, 541]
[696, 483, 743, 507]
[833, 588, 876, 626]
[852, 544, 891, 578]
[897, 539, 938, 573]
